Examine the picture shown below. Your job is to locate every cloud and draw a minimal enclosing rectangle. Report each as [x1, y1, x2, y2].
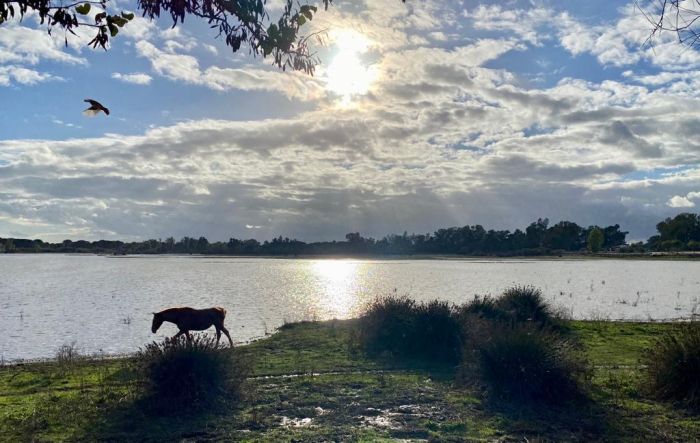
[0, 23, 87, 66]
[0, 65, 62, 86]
[135, 41, 325, 100]
[667, 195, 696, 208]
[3, 0, 700, 243]
[111, 72, 153, 85]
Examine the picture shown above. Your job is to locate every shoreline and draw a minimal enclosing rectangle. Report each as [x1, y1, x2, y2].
[3, 251, 700, 260]
[4, 318, 698, 366]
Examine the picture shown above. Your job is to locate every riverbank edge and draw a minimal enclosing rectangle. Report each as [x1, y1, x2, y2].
[4, 251, 700, 260]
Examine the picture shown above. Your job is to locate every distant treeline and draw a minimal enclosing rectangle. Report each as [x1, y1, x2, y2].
[2, 213, 700, 256]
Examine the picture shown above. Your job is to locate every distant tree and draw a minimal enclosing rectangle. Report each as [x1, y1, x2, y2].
[656, 213, 700, 243]
[586, 227, 604, 253]
[2, 238, 15, 253]
[196, 236, 209, 253]
[345, 232, 363, 243]
[544, 221, 584, 251]
[601, 224, 627, 248]
[525, 218, 549, 249]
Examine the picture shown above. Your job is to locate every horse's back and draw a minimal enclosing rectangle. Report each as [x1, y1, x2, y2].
[161, 306, 227, 330]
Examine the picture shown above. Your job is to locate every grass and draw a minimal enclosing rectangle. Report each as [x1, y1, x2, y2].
[1, 320, 699, 442]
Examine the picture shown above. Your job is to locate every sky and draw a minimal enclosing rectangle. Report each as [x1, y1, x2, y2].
[1, 0, 699, 243]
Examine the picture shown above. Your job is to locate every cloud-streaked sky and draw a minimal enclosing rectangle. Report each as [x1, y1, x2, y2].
[1, 0, 699, 242]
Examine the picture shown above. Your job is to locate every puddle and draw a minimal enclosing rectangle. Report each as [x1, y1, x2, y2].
[359, 404, 448, 431]
[280, 416, 313, 427]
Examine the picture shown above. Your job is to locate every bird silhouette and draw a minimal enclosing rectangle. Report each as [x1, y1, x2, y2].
[83, 99, 110, 117]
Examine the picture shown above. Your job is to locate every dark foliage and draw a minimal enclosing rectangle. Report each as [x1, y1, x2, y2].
[496, 285, 567, 330]
[643, 323, 700, 408]
[0, 217, 633, 256]
[458, 295, 507, 322]
[358, 296, 462, 364]
[134, 333, 249, 415]
[476, 325, 589, 404]
[458, 286, 567, 331]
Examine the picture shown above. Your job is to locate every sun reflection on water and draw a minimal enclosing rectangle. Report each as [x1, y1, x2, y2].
[310, 260, 364, 319]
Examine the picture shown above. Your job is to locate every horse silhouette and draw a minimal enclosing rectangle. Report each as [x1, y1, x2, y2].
[151, 307, 233, 347]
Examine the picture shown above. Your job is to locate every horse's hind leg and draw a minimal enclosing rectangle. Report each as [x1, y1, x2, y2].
[221, 326, 233, 347]
[215, 327, 222, 346]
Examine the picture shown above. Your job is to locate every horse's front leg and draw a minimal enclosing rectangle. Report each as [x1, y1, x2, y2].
[172, 330, 186, 341]
[215, 327, 222, 346]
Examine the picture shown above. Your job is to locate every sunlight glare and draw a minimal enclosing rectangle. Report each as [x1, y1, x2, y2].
[311, 260, 362, 318]
[325, 29, 377, 104]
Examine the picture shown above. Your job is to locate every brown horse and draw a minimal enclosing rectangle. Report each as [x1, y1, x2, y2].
[151, 307, 234, 347]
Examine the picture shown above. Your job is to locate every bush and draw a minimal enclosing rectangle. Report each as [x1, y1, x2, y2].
[496, 285, 567, 330]
[412, 300, 463, 363]
[643, 323, 700, 408]
[459, 295, 506, 322]
[134, 333, 249, 414]
[476, 325, 589, 404]
[358, 296, 462, 363]
[55, 342, 81, 366]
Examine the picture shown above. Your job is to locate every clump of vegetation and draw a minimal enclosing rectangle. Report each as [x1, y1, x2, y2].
[134, 334, 249, 414]
[496, 285, 567, 329]
[56, 342, 81, 366]
[458, 295, 505, 322]
[643, 323, 700, 408]
[476, 325, 589, 403]
[461, 288, 582, 404]
[458, 286, 567, 330]
[358, 296, 462, 363]
[360, 286, 586, 404]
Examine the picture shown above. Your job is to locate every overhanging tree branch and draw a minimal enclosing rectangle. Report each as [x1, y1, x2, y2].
[0, 0, 338, 73]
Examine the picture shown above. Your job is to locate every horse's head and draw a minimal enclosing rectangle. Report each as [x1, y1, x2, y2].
[151, 312, 164, 333]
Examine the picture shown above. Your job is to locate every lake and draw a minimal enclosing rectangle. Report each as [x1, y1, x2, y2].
[1, 254, 699, 361]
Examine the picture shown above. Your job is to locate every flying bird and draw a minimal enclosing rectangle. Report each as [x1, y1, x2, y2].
[83, 99, 110, 117]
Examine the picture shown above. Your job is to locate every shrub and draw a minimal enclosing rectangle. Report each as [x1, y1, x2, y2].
[496, 285, 567, 330]
[55, 342, 80, 366]
[358, 295, 416, 356]
[643, 323, 700, 408]
[358, 296, 462, 363]
[459, 295, 507, 322]
[134, 333, 249, 414]
[412, 300, 463, 363]
[476, 325, 589, 404]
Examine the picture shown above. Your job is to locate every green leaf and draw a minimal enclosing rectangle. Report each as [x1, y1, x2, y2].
[121, 11, 134, 20]
[297, 14, 306, 26]
[112, 16, 128, 27]
[75, 3, 90, 15]
[108, 23, 118, 37]
[267, 24, 278, 38]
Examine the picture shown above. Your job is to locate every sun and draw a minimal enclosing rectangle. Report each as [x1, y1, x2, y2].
[324, 29, 377, 104]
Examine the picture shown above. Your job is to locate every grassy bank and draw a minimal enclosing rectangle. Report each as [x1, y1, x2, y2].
[1, 320, 698, 442]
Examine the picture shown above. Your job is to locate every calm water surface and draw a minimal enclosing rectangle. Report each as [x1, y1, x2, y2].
[1, 254, 699, 360]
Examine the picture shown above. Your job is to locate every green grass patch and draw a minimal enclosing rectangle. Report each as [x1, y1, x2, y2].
[1, 320, 699, 442]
